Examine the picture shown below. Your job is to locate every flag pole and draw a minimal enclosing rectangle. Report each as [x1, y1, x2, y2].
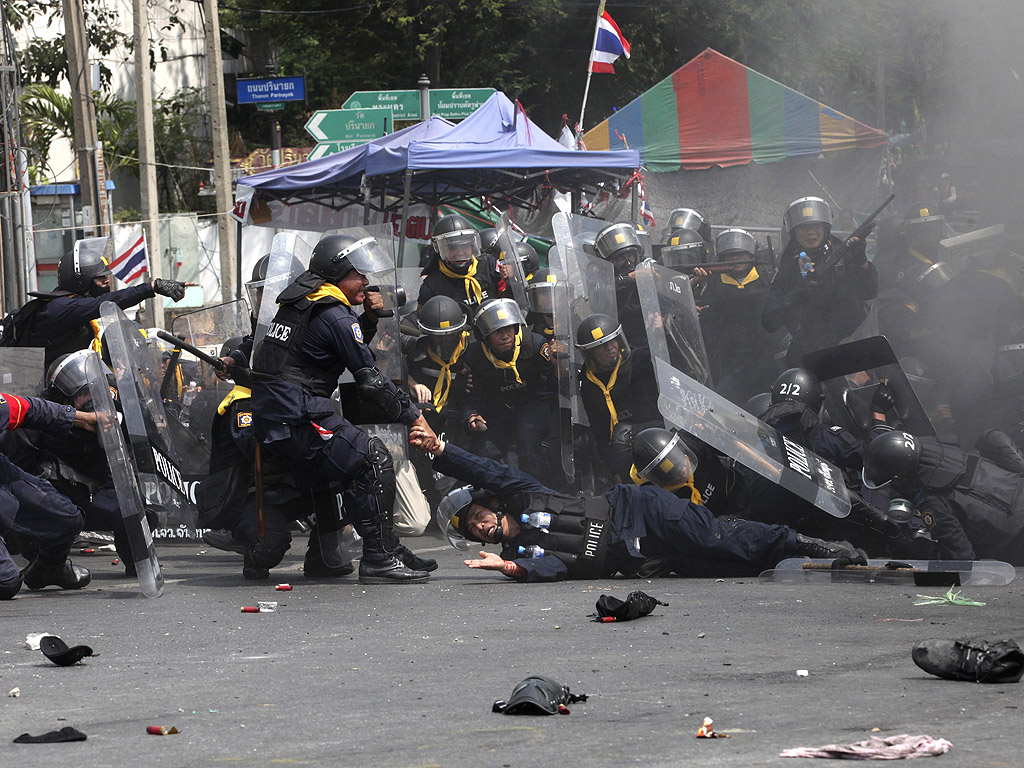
[577, 0, 606, 141]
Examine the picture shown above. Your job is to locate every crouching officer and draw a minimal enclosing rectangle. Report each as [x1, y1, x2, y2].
[0, 391, 97, 598]
[251, 232, 434, 583]
[409, 420, 866, 582]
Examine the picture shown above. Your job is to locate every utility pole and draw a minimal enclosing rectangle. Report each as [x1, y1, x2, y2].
[202, 0, 235, 303]
[61, 0, 102, 235]
[875, 47, 886, 133]
[134, 0, 163, 325]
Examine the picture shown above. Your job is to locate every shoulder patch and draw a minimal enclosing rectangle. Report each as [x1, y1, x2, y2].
[237, 411, 253, 429]
[351, 322, 364, 344]
[539, 341, 553, 362]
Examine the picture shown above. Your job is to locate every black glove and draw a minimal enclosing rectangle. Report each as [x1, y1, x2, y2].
[847, 235, 868, 266]
[871, 382, 898, 414]
[153, 279, 186, 302]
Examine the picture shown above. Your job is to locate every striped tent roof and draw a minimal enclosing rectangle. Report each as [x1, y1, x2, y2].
[583, 48, 887, 172]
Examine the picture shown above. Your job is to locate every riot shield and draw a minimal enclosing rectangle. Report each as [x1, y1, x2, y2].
[801, 336, 936, 437]
[636, 262, 712, 387]
[494, 212, 530, 313]
[100, 302, 198, 531]
[0, 347, 46, 395]
[655, 356, 851, 518]
[251, 232, 314, 365]
[552, 213, 618, 319]
[84, 351, 163, 597]
[545, 247, 581, 480]
[936, 224, 1004, 278]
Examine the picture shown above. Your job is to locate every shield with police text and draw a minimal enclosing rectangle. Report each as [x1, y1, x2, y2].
[84, 351, 164, 597]
[100, 302, 198, 532]
[636, 261, 712, 388]
[251, 232, 315, 365]
[801, 336, 936, 438]
[655, 356, 851, 518]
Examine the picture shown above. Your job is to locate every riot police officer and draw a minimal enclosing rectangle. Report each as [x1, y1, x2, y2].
[408, 421, 867, 582]
[250, 232, 434, 583]
[574, 313, 660, 481]
[762, 196, 878, 366]
[22, 245, 187, 368]
[594, 221, 647, 347]
[406, 295, 471, 418]
[416, 214, 502, 315]
[525, 268, 563, 339]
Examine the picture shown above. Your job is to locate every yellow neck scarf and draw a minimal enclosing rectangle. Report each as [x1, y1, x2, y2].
[585, 354, 623, 438]
[427, 332, 468, 413]
[482, 327, 523, 384]
[719, 266, 760, 288]
[217, 385, 252, 415]
[89, 320, 103, 352]
[629, 464, 703, 505]
[306, 282, 352, 306]
[439, 258, 483, 305]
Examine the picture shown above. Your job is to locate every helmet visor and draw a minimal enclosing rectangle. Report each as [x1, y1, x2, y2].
[436, 486, 474, 550]
[435, 230, 481, 267]
[581, 332, 630, 373]
[637, 432, 698, 486]
[338, 235, 394, 276]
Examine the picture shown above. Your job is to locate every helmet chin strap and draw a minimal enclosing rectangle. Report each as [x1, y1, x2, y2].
[89, 282, 112, 298]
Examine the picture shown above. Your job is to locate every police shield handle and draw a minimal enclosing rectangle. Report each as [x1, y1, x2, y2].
[72, 410, 99, 432]
[363, 285, 393, 318]
[467, 413, 488, 433]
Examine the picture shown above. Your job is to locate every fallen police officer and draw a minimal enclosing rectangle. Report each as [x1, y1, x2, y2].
[408, 421, 866, 581]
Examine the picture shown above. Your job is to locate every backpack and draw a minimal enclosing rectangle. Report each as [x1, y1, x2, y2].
[0, 298, 45, 347]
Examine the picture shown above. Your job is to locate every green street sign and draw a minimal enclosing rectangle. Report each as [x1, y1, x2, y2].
[428, 88, 495, 119]
[341, 90, 421, 121]
[257, 102, 286, 113]
[307, 140, 364, 161]
[304, 107, 393, 143]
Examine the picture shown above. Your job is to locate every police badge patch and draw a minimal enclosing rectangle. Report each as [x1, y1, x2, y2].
[351, 322, 364, 343]
[237, 411, 253, 429]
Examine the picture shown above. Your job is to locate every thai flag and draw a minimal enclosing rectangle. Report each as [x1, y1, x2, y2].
[589, 10, 630, 74]
[109, 224, 149, 284]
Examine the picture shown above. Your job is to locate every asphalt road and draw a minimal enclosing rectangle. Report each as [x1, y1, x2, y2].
[1, 535, 1021, 767]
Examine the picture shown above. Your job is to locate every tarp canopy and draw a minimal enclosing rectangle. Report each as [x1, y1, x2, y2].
[583, 48, 888, 172]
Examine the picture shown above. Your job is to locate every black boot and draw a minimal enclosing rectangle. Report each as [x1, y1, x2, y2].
[22, 558, 92, 591]
[913, 638, 1024, 683]
[243, 549, 271, 580]
[0, 575, 22, 600]
[203, 529, 249, 555]
[394, 543, 438, 573]
[303, 546, 354, 578]
[359, 548, 430, 584]
[793, 534, 868, 562]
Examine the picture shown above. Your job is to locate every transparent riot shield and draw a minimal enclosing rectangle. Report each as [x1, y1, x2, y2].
[636, 262, 712, 387]
[494, 211, 530, 313]
[552, 212, 618, 319]
[169, 298, 255, 460]
[251, 232, 315, 364]
[801, 336, 936, 437]
[0, 347, 46, 395]
[655, 356, 851, 518]
[936, 224, 1004, 279]
[100, 302, 197, 531]
[84, 351, 163, 597]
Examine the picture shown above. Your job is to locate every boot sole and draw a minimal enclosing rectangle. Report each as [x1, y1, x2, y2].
[359, 573, 430, 584]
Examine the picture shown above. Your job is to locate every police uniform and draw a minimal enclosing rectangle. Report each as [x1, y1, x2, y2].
[251, 270, 426, 580]
[416, 252, 503, 317]
[0, 393, 89, 597]
[435, 443, 799, 582]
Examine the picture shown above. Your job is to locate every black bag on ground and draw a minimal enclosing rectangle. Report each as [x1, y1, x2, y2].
[594, 590, 668, 621]
[492, 675, 587, 715]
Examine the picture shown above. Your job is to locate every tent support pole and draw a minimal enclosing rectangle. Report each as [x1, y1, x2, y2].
[362, 175, 372, 225]
[235, 218, 243, 300]
[397, 168, 413, 268]
[631, 179, 638, 223]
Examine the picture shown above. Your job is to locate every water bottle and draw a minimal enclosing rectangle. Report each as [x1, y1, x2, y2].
[798, 251, 814, 279]
[517, 545, 545, 558]
[520, 511, 551, 531]
[183, 381, 198, 407]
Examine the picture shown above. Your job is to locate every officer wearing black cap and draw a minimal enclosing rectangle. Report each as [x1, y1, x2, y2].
[416, 214, 502, 315]
[21, 244, 187, 368]
[762, 196, 878, 366]
[574, 313, 659, 481]
[0, 390, 98, 598]
[408, 420, 867, 582]
[251, 232, 435, 583]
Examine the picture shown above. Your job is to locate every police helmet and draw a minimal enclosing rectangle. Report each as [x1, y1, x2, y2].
[745, 391, 772, 418]
[903, 213, 946, 258]
[309, 233, 388, 282]
[575, 313, 629, 372]
[436, 485, 500, 550]
[631, 427, 699, 488]
[595, 222, 643, 268]
[432, 214, 481, 268]
[527, 268, 565, 315]
[46, 350, 94, 403]
[771, 367, 825, 409]
[661, 228, 707, 269]
[58, 243, 112, 296]
[783, 196, 833, 236]
[663, 208, 712, 244]
[715, 228, 757, 261]
[515, 241, 540, 275]
[219, 335, 246, 359]
[417, 295, 468, 336]
[473, 298, 525, 341]
[478, 227, 500, 256]
[245, 252, 307, 312]
[899, 260, 952, 295]
[861, 431, 921, 490]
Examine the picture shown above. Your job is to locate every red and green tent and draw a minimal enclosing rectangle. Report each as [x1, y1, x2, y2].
[583, 48, 887, 172]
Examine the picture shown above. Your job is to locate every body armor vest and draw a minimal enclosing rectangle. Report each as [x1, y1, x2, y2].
[253, 295, 345, 398]
[508, 491, 613, 578]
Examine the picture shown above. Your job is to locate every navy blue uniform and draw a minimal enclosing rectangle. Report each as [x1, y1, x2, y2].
[26, 284, 156, 368]
[0, 394, 84, 590]
[433, 443, 797, 582]
[416, 254, 503, 316]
